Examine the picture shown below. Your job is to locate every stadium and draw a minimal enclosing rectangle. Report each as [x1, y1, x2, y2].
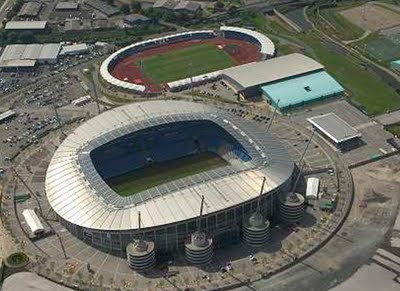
[45, 100, 294, 259]
[100, 26, 276, 94]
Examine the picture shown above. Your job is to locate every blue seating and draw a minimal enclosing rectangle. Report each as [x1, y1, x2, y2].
[91, 120, 252, 179]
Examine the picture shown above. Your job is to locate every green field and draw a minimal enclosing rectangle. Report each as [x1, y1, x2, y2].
[320, 7, 364, 41]
[139, 44, 235, 83]
[386, 123, 400, 137]
[106, 152, 229, 197]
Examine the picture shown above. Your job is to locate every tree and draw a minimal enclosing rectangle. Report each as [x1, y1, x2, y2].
[130, 1, 141, 13]
[120, 4, 130, 14]
[214, 1, 224, 9]
[7, 32, 18, 43]
[106, 0, 114, 5]
[18, 31, 36, 44]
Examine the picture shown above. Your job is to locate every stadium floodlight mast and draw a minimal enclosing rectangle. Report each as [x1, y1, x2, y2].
[266, 99, 280, 133]
[257, 177, 267, 214]
[197, 195, 205, 232]
[290, 129, 315, 198]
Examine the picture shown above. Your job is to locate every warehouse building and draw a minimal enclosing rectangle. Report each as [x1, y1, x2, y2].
[123, 14, 151, 27]
[221, 53, 344, 109]
[0, 43, 61, 69]
[60, 43, 89, 56]
[55, 2, 79, 10]
[261, 71, 344, 111]
[83, 0, 119, 17]
[17, 2, 42, 18]
[307, 113, 361, 150]
[0, 110, 16, 123]
[5, 20, 48, 31]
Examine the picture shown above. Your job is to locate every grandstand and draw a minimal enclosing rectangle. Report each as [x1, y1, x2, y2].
[46, 100, 293, 254]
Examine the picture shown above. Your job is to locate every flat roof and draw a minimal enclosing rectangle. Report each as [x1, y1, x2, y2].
[55, 2, 79, 10]
[307, 113, 361, 144]
[0, 110, 16, 121]
[222, 53, 324, 90]
[83, 0, 118, 16]
[60, 43, 88, 55]
[46, 100, 293, 230]
[5, 21, 47, 30]
[17, 2, 42, 17]
[0, 43, 60, 66]
[261, 71, 344, 110]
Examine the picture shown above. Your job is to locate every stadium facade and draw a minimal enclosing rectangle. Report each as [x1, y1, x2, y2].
[45, 101, 294, 255]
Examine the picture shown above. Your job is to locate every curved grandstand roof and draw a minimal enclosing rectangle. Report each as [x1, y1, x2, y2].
[220, 26, 275, 57]
[100, 30, 215, 93]
[46, 101, 293, 231]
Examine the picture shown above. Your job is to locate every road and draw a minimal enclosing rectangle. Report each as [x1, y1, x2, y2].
[0, 0, 12, 28]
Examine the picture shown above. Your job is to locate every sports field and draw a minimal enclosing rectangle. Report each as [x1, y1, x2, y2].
[138, 44, 235, 83]
[106, 152, 229, 197]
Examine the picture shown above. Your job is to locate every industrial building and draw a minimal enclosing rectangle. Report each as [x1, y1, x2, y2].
[17, 2, 42, 18]
[5, 20, 48, 31]
[83, 0, 119, 17]
[307, 113, 361, 150]
[220, 53, 343, 105]
[261, 71, 344, 111]
[0, 43, 61, 69]
[45, 100, 294, 256]
[123, 14, 151, 27]
[55, 2, 79, 10]
[0, 110, 16, 123]
[60, 43, 89, 56]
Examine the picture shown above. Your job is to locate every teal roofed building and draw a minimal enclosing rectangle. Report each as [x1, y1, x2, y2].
[261, 71, 344, 111]
[391, 59, 400, 72]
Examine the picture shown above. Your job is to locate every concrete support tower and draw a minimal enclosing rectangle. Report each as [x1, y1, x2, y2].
[279, 130, 314, 224]
[242, 177, 271, 247]
[185, 196, 213, 265]
[126, 212, 156, 271]
[278, 192, 305, 223]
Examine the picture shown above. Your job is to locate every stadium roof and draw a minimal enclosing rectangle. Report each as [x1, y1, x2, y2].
[222, 53, 324, 91]
[5, 21, 47, 30]
[46, 100, 293, 231]
[261, 71, 344, 110]
[55, 2, 79, 10]
[307, 113, 361, 144]
[220, 26, 275, 57]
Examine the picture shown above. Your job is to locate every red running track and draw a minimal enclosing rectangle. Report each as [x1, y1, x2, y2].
[110, 38, 262, 93]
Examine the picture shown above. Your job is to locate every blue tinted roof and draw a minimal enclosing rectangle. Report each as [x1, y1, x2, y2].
[261, 71, 344, 110]
[391, 59, 400, 66]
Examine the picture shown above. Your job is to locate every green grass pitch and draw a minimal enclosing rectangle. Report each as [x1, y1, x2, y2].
[138, 44, 236, 83]
[105, 152, 229, 197]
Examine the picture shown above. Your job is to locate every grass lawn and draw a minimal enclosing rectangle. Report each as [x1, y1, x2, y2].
[250, 13, 400, 115]
[303, 34, 400, 115]
[106, 152, 229, 197]
[320, 7, 365, 41]
[138, 44, 235, 83]
[386, 123, 400, 137]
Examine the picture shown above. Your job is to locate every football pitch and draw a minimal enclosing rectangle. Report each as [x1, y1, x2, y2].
[138, 44, 235, 83]
[106, 152, 229, 197]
